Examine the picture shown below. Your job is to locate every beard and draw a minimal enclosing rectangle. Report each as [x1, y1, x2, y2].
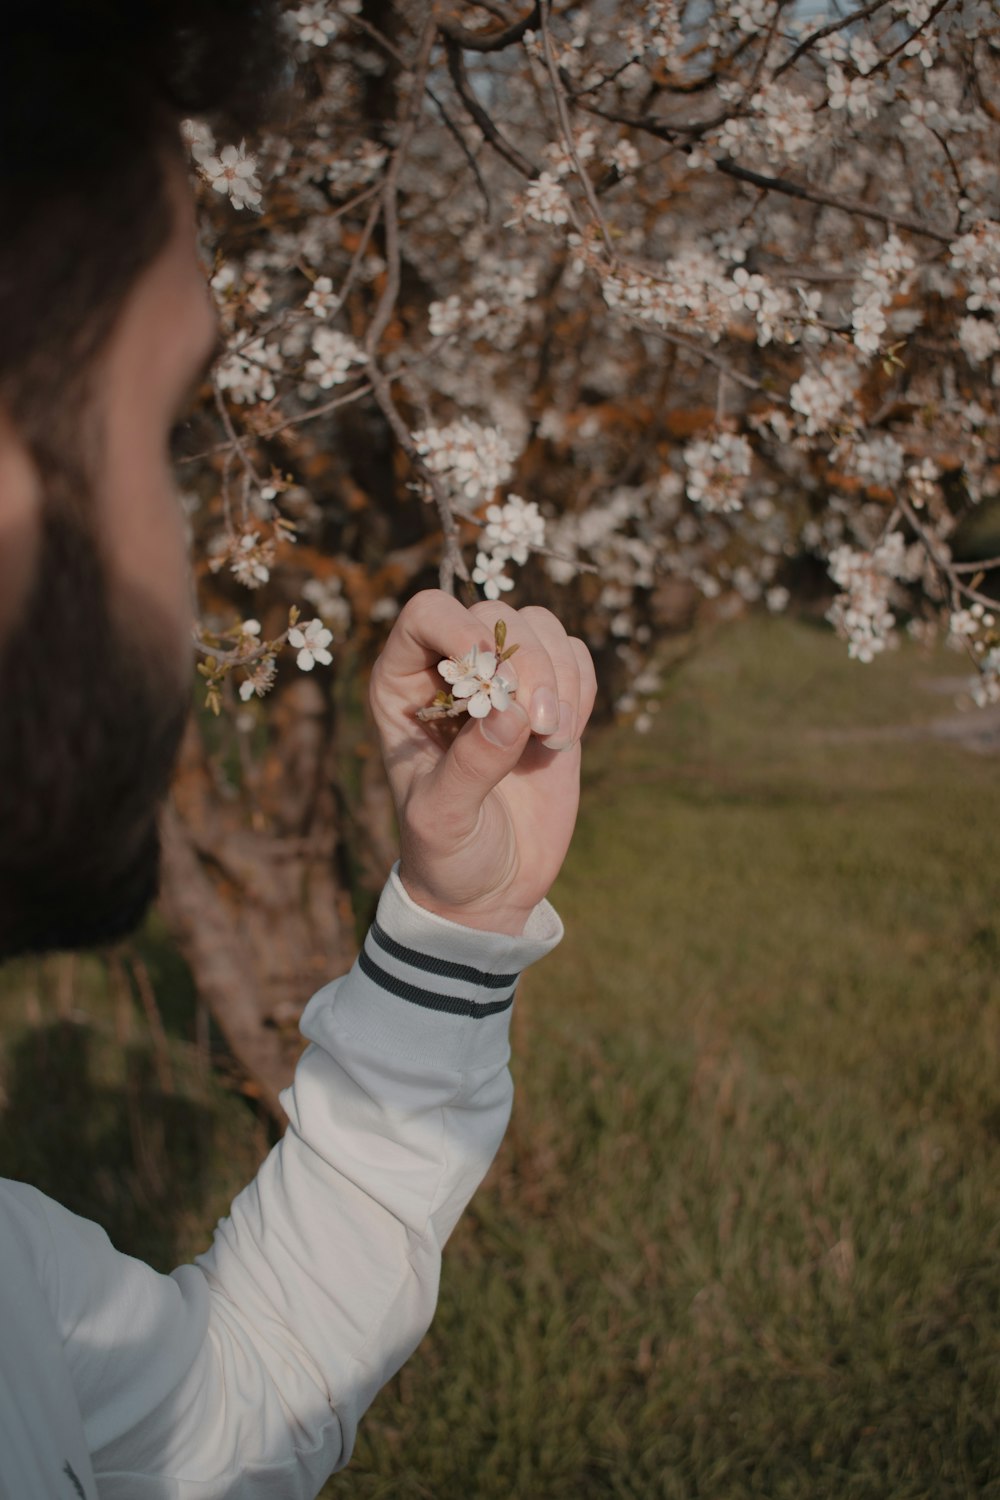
[0, 503, 191, 960]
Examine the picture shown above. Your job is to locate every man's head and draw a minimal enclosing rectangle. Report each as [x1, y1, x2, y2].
[0, 2, 282, 959]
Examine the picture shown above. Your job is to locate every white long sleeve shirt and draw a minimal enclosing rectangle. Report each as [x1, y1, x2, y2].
[0, 868, 562, 1499]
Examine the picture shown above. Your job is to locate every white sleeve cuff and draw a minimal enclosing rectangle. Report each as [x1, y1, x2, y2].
[297, 864, 563, 1073]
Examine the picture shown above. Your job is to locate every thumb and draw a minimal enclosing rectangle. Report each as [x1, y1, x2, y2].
[432, 702, 532, 820]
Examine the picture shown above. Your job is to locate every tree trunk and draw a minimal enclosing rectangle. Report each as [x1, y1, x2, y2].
[157, 677, 372, 1123]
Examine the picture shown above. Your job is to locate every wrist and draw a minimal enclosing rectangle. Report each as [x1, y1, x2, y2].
[397, 869, 533, 937]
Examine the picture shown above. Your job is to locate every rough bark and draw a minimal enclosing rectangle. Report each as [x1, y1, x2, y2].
[157, 677, 373, 1124]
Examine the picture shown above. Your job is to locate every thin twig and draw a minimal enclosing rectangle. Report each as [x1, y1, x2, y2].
[714, 159, 953, 245]
[773, 0, 895, 79]
[647, 326, 788, 399]
[897, 491, 961, 610]
[329, 188, 385, 327]
[864, 0, 950, 77]
[427, 82, 492, 215]
[445, 38, 538, 178]
[363, 14, 469, 594]
[539, 1, 616, 259]
[212, 379, 266, 486]
[451, 505, 600, 574]
[438, 3, 541, 53]
[258, 379, 374, 440]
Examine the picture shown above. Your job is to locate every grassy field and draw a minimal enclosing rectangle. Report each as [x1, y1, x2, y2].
[2, 615, 999, 1497]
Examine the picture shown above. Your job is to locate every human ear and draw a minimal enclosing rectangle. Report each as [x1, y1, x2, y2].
[0, 409, 41, 638]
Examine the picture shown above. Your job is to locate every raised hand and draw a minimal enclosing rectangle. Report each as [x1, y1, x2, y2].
[369, 590, 597, 935]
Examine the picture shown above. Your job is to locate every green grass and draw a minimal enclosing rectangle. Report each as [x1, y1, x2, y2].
[2, 615, 999, 1496]
[0, 929, 270, 1269]
[333, 619, 1000, 1499]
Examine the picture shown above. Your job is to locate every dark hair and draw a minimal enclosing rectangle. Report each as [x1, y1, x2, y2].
[0, 0, 285, 472]
[0, 502, 192, 960]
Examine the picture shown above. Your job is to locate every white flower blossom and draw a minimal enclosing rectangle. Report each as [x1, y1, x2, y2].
[226, 532, 276, 589]
[201, 141, 263, 212]
[182, 119, 216, 169]
[609, 139, 641, 176]
[411, 421, 516, 504]
[472, 551, 515, 600]
[305, 275, 341, 318]
[239, 658, 277, 701]
[215, 338, 283, 404]
[370, 596, 399, 624]
[949, 608, 979, 639]
[848, 35, 882, 74]
[601, 248, 730, 343]
[484, 495, 546, 566]
[972, 649, 1000, 707]
[906, 457, 940, 508]
[514, 172, 572, 228]
[789, 359, 860, 435]
[301, 576, 351, 634]
[684, 433, 753, 513]
[957, 315, 1000, 364]
[816, 32, 849, 63]
[288, 0, 360, 47]
[852, 297, 888, 355]
[826, 532, 910, 661]
[438, 646, 514, 718]
[428, 295, 464, 337]
[826, 65, 880, 121]
[851, 434, 905, 488]
[305, 328, 367, 389]
[288, 618, 334, 671]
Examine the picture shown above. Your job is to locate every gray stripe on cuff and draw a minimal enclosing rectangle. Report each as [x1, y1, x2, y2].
[370, 919, 519, 990]
[358, 947, 516, 1018]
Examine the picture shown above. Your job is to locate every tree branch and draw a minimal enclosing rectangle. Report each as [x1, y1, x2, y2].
[365, 13, 468, 594]
[773, 0, 895, 79]
[438, 3, 540, 52]
[445, 37, 538, 178]
[539, 0, 616, 259]
[714, 158, 953, 245]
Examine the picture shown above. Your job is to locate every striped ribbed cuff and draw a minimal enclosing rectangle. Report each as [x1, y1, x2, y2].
[301, 865, 563, 1069]
[359, 922, 518, 1019]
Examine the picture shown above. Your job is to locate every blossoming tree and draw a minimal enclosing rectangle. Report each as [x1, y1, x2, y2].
[164, 0, 1000, 1112]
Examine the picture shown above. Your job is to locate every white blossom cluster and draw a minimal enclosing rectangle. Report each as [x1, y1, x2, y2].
[684, 433, 753, 513]
[826, 532, 921, 662]
[215, 337, 283, 404]
[508, 173, 573, 230]
[176, 0, 1000, 718]
[970, 648, 1000, 707]
[713, 85, 818, 166]
[620, 0, 683, 64]
[429, 259, 538, 351]
[601, 250, 731, 343]
[789, 359, 861, 437]
[470, 495, 547, 600]
[210, 529, 279, 590]
[950, 221, 1000, 318]
[852, 235, 917, 357]
[287, 0, 361, 50]
[304, 328, 367, 390]
[411, 421, 516, 505]
[184, 122, 263, 212]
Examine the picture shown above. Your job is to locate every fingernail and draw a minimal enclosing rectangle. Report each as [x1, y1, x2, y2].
[530, 686, 558, 735]
[481, 703, 528, 747]
[543, 700, 575, 751]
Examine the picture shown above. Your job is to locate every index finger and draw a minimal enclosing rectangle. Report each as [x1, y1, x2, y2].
[372, 590, 562, 737]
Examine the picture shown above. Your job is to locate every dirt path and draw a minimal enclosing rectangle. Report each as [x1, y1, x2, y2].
[811, 678, 1000, 756]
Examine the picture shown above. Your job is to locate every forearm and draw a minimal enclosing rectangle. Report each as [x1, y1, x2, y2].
[61, 870, 561, 1497]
